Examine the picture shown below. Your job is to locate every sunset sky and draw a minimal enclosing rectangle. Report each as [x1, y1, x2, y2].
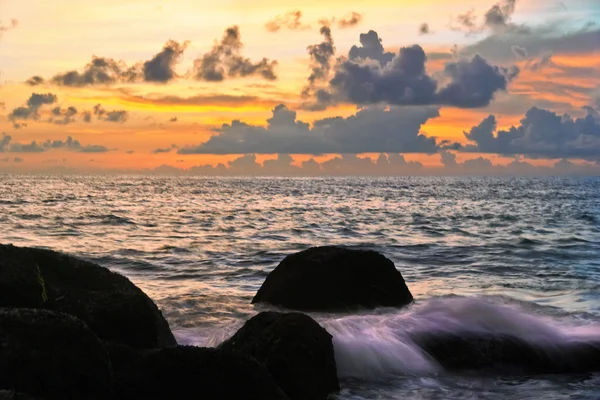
[1, 0, 599, 174]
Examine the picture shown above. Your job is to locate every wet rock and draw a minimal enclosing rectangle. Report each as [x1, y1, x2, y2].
[115, 346, 290, 400]
[0, 308, 113, 400]
[221, 312, 339, 400]
[0, 391, 41, 400]
[0, 244, 176, 348]
[253, 246, 413, 311]
[414, 332, 600, 374]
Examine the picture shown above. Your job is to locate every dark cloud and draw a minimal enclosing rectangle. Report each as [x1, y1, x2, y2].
[193, 26, 277, 82]
[458, 105, 600, 160]
[178, 103, 440, 154]
[143, 40, 189, 82]
[348, 30, 395, 66]
[337, 12, 363, 29]
[49, 56, 141, 87]
[30, 39, 188, 86]
[265, 10, 310, 32]
[91, 104, 129, 123]
[50, 106, 78, 125]
[301, 26, 336, 101]
[126, 150, 135, 154]
[1, 135, 111, 153]
[484, 0, 516, 30]
[8, 93, 58, 123]
[419, 23, 431, 35]
[13, 157, 23, 163]
[169, 117, 178, 122]
[451, 0, 517, 34]
[322, 35, 518, 109]
[26, 76, 45, 86]
[152, 144, 178, 154]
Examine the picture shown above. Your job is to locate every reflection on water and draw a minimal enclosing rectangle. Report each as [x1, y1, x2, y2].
[1, 175, 600, 399]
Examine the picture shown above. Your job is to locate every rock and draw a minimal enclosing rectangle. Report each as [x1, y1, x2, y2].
[414, 332, 600, 374]
[221, 312, 339, 400]
[102, 341, 146, 375]
[0, 391, 41, 400]
[0, 308, 113, 400]
[253, 246, 413, 311]
[0, 244, 176, 349]
[115, 346, 290, 400]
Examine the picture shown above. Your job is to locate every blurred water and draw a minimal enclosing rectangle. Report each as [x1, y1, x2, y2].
[1, 175, 600, 399]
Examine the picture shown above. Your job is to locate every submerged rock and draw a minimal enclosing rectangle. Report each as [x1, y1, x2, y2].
[0, 308, 113, 400]
[253, 246, 413, 311]
[115, 346, 290, 400]
[221, 312, 339, 400]
[0, 244, 176, 349]
[0, 391, 41, 400]
[414, 332, 600, 374]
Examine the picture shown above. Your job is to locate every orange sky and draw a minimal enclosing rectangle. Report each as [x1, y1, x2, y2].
[1, 0, 599, 173]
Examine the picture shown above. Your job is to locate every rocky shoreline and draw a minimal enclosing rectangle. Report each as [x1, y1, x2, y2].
[0, 244, 599, 399]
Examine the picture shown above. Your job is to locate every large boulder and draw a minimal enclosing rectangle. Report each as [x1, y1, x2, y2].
[0, 244, 176, 349]
[0, 308, 113, 400]
[115, 346, 290, 400]
[253, 246, 413, 311]
[0, 392, 41, 400]
[221, 312, 339, 400]
[413, 332, 600, 374]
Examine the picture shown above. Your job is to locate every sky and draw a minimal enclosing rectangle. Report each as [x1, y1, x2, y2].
[0, 0, 599, 175]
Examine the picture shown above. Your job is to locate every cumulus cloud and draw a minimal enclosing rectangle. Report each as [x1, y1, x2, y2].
[0, 135, 111, 153]
[143, 40, 189, 82]
[0, 19, 17, 39]
[301, 26, 336, 98]
[313, 31, 519, 110]
[265, 10, 310, 32]
[177, 103, 440, 154]
[8, 93, 58, 122]
[457, 105, 600, 160]
[89, 104, 129, 123]
[27, 39, 189, 86]
[193, 26, 277, 82]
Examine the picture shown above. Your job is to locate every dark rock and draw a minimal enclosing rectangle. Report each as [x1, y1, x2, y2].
[253, 246, 413, 311]
[102, 341, 146, 375]
[0, 244, 176, 349]
[115, 346, 290, 400]
[414, 332, 600, 374]
[0, 391, 41, 400]
[0, 308, 113, 400]
[221, 312, 339, 400]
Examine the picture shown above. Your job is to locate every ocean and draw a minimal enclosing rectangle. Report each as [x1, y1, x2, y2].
[1, 174, 600, 399]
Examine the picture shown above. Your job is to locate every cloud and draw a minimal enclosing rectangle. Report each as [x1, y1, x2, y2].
[49, 56, 141, 87]
[457, 105, 600, 160]
[348, 30, 395, 66]
[177, 103, 440, 154]
[169, 117, 178, 122]
[126, 150, 135, 154]
[315, 33, 519, 109]
[265, 10, 310, 32]
[13, 157, 23, 163]
[301, 26, 336, 102]
[143, 40, 189, 83]
[28, 39, 189, 86]
[193, 26, 277, 82]
[419, 23, 431, 35]
[1, 135, 111, 153]
[26, 76, 45, 86]
[50, 106, 78, 125]
[337, 12, 363, 29]
[451, 0, 518, 34]
[8, 93, 58, 122]
[461, 24, 600, 64]
[89, 104, 129, 123]
[152, 144, 178, 154]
